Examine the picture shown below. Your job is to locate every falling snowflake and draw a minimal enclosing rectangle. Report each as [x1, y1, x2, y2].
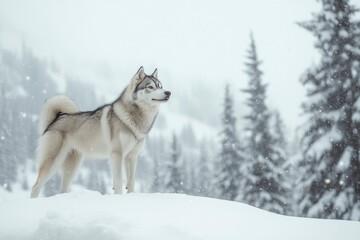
[25, 76, 31, 81]
[325, 179, 331, 184]
[1, 136, 4, 140]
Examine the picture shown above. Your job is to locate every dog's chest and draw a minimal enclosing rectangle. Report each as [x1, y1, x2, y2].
[118, 131, 138, 155]
[113, 104, 150, 140]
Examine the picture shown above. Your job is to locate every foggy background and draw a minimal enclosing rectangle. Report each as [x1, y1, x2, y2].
[1, 0, 360, 221]
[0, 0, 322, 133]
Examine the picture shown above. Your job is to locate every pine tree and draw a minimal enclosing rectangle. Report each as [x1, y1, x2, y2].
[164, 134, 184, 193]
[19, 44, 58, 116]
[271, 111, 292, 214]
[0, 50, 23, 191]
[242, 34, 287, 214]
[197, 139, 212, 197]
[216, 84, 244, 201]
[187, 154, 197, 195]
[0, 91, 12, 190]
[150, 136, 165, 192]
[272, 111, 287, 151]
[0, 46, 60, 192]
[298, 0, 360, 220]
[151, 147, 161, 193]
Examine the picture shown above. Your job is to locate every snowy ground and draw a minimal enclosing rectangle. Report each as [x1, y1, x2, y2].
[0, 190, 359, 240]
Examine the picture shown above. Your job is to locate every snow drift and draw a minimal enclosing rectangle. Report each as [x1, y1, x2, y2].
[0, 190, 359, 240]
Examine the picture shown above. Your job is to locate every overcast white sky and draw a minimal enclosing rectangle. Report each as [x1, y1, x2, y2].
[1, 0, 359, 136]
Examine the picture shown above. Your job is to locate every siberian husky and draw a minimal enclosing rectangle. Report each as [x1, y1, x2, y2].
[30, 67, 171, 198]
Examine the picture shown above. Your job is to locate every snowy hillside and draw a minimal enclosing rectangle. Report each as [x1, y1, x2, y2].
[1, 191, 359, 240]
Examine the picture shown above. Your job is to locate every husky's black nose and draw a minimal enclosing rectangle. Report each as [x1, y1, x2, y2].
[165, 91, 171, 97]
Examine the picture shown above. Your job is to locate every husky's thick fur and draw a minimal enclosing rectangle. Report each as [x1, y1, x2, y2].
[31, 67, 171, 198]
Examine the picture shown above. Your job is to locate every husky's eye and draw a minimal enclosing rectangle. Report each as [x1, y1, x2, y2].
[148, 86, 154, 90]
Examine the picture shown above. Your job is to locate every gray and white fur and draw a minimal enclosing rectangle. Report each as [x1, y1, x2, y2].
[30, 67, 171, 198]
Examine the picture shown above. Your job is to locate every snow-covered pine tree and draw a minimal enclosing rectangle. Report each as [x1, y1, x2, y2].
[272, 111, 287, 152]
[149, 136, 166, 192]
[164, 134, 184, 193]
[242, 34, 287, 214]
[0, 85, 12, 190]
[148, 136, 160, 192]
[0, 50, 24, 191]
[298, 0, 360, 220]
[197, 139, 212, 197]
[215, 84, 244, 201]
[19, 44, 58, 116]
[271, 111, 292, 215]
[187, 155, 197, 195]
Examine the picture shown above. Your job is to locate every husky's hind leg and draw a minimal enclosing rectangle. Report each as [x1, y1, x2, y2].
[30, 132, 67, 198]
[60, 149, 82, 194]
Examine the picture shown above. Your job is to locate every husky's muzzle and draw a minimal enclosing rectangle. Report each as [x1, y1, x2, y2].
[164, 91, 171, 101]
[152, 91, 171, 102]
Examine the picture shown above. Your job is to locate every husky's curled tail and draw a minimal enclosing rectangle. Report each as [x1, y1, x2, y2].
[39, 96, 78, 134]
[30, 96, 79, 198]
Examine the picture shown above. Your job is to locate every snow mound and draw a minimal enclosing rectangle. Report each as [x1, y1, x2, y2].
[0, 190, 359, 240]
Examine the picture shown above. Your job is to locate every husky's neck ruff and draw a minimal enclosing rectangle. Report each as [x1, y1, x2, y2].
[112, 95, 158, 140]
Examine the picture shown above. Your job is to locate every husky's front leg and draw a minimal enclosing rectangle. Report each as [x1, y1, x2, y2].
[125, 155, 138, 193]
[125, 139, 145, 193]
[111, 151, 123, 194]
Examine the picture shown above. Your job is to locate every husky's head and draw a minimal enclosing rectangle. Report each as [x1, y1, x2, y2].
[129, 66, 171, 106]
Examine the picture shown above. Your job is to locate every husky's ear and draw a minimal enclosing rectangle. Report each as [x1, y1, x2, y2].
[151, 68, 158, 79]
[135, 66, 146, 81]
